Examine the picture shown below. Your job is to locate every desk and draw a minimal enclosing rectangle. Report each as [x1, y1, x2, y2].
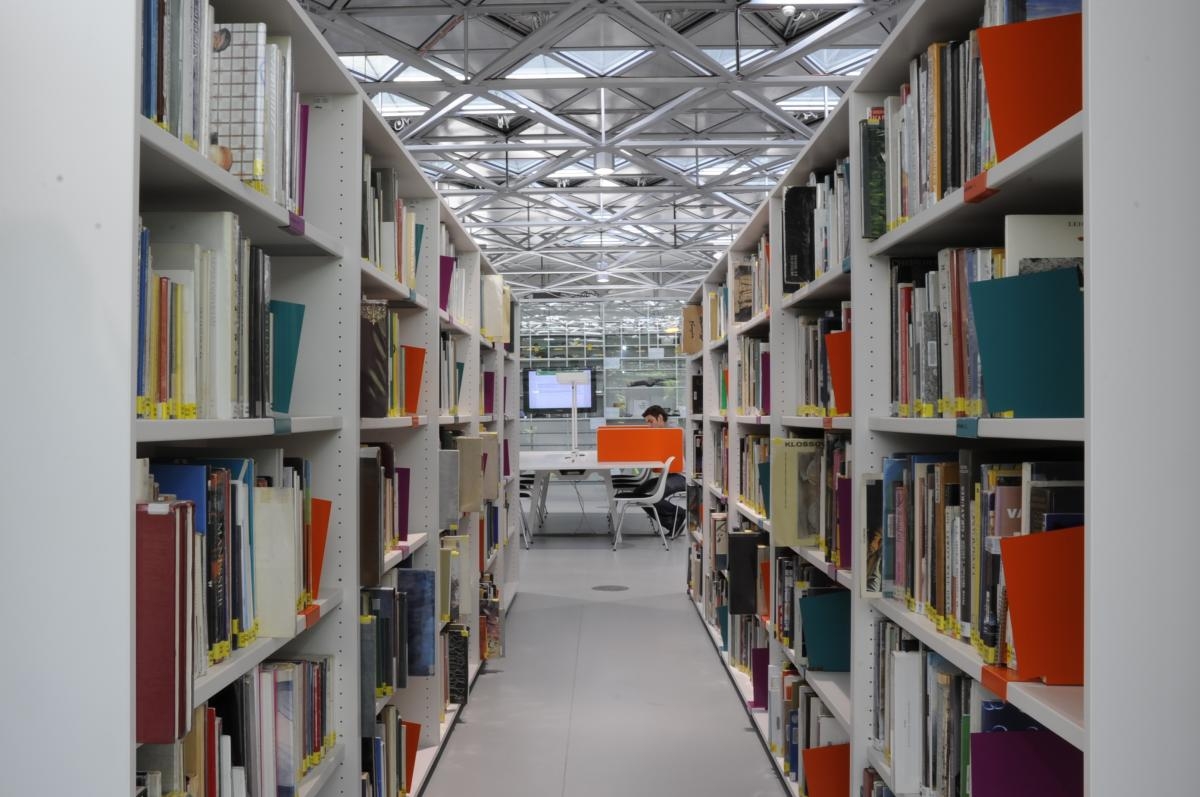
[519, 450, 663, 541]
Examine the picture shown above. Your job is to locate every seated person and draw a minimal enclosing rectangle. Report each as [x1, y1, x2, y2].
[628, 405, 687, 535]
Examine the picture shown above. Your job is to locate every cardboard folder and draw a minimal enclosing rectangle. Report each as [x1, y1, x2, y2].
[969, 268, 1083, 418]
[999, 525, 1084, 684]
[970, 730, 1083, 797]
[977, 13, 1082, 162]
[824, 330, 852, 415]
[801, 743, 849, 797]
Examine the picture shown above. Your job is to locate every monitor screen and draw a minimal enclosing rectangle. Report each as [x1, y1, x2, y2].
[526, 369, 594, 410]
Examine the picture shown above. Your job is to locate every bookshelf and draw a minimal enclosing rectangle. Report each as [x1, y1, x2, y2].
[1, 0, 518, 793]
[681, 1, 1193, 795]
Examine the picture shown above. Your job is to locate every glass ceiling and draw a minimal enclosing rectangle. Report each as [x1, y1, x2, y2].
[556, 49, 650, 76]
[372, 92, 427, 116]
[805, 47, 878, 75]
[508, 55, 587, 80]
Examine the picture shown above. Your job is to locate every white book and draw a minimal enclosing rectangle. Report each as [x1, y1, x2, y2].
[817, 712, 849, 747]
[1003, 214, 1085, 274]
[258, 669, 279, 797]
[480, 275, 506, 339]
[140, 211, 239, 419]
[219, 734, 233, 797]
[252, 483, 301, 637]
[767, 664, 781, 753]
[264, 42, 281, 205]
[268, 35, 294, 208]
[936, 249, 955, 417]
[890, 649, 925, 793]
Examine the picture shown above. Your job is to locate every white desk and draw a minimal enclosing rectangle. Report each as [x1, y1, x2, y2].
[519, 450, 663, 541]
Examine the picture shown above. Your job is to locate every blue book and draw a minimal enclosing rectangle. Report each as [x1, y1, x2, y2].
[136, 227, 150, 401]
[148, 462, 208, 533]
[393, 569, 436, 676]
[797, 590, 851, 671]
[969, 268, 1083, 418]
[881, 456, 907, 596]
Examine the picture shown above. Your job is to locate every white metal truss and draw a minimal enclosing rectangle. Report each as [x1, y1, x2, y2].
[306, 0, 913, 299]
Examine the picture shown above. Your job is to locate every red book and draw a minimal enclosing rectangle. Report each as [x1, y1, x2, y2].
[157, 276, 170, 407]
[135, 501, 194, 744]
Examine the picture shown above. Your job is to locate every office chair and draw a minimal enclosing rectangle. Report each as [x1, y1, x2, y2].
[610, 457, 675, 552]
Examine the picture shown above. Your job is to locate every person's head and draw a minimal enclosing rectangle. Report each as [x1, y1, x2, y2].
[642, 405, 669, 427]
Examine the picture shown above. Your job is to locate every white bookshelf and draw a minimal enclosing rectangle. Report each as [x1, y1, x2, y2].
[683, 0, 1154, 793]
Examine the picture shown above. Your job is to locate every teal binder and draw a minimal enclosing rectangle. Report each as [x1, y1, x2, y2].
[798, 590, 851, 671]
[268, 300, 305, 414]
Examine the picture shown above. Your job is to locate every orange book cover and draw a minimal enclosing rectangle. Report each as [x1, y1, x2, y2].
[978, 14, 1082, 163]
[999, 524, 1084, 684]
[802, 743, 850, 797]
[402, 345, 426, 415]
[310, 498, 332, 600]
[824, 330, 852, 416]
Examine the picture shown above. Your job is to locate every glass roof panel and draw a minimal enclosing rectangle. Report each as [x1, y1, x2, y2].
[462, 97, 515, 115]
[372, 92, 428, 117]
[507, 55, 587, 80]
[806, 47, 878, 75]
[702, 48, 768, 70]
[340, 55, 399, 80]
[389, 65, 442, 82]
[557, 49, 650, 76]
[777, 86, 840, 113]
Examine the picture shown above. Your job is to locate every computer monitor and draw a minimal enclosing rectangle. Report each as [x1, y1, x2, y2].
[526, 369, 594, 411]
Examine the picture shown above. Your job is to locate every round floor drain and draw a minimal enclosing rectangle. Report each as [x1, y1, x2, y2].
[592, 584, 629, 591]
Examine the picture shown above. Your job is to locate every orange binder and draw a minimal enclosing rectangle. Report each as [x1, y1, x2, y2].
[310, 498, 332, 601]
[824, 330, 852, 416]
[999, 525, 1084, 685]
[977, 14, 1082, 163]
[801, 743, 850, 797]
[401, 719, 421, 795]
[401, 345, 426, 415]
[595, 426, 684, 473]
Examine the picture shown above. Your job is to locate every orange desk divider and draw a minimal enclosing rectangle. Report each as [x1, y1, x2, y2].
[801, 743, 850, 797]
[999, 525, 1084, 685]
[595, 426, 684, 473]
[401, 345, 426, 415]
[978, 13, 1082, 162]
[824, 330, 852, 416]
[310, 498, 333, 602]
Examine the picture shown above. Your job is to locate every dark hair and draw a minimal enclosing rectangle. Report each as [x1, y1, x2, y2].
[641, 405, 668, 421]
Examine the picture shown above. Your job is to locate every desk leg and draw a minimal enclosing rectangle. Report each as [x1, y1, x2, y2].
[601, 471, 616, 532]
[535, 471, 550, 529]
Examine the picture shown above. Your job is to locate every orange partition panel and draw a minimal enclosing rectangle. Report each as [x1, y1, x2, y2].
[596, 426, 684, 473]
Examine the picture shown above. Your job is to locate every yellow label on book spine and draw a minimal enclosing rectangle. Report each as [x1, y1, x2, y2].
[998, 410, 1014, 418]
[920, 402, 935, 418]
[899, 403, 910, 418]
[136, 396, 152, 417]
[180, 403, 197, 419]
[969, 399, 984, 416]
[956, 396, 967, 413]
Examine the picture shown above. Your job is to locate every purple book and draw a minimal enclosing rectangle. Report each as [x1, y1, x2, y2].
[761, 351, 771, 414]
[970, 730, 1082, 797]
[482, 371, 495, 414]
[396, 466, 411, 542]
[438, 256, 456, 312]
[750, 646, 769, 708]
[503, 439, 510, 477]
[502, 375, 508, 414]
[836, 474, 853, 571]
[296, 104, 309, 216]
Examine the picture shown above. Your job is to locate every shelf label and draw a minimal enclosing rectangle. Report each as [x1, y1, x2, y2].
[955, 417, 980, 438]
[283, 211, 305, 236]
[822, 416, 833, 430]
[273, 416, 293, 435]
[964, 171, 998, 203]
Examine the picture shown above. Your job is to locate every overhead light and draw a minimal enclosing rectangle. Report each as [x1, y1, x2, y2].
[594, 151, 614, 176]
[596, 273, 611, 283]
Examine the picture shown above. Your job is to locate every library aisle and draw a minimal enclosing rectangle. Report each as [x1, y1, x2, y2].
[424, 491, 782, 797]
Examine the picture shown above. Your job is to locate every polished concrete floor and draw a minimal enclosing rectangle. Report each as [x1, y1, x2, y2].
[422, 481, 784, 797]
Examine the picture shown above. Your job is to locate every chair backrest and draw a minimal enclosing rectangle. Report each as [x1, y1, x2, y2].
[596, 426, 684, 472]
[645, 457, 676, 502]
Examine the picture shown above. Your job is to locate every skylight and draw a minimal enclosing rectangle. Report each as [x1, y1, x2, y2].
[556, 49, 650, 76]
[462, 97, 515, 115]
[507, 55, 587, 80]
[805, 47, 878, 75]
[702, 48, 768, 70]
[778, 87, 840, 113]
[372, 92, 428, 117]
[340, 55, 399, 80]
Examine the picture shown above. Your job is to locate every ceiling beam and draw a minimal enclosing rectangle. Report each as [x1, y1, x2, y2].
[356, 74, 857, 94]
[407, 137, 815, 151]
[309, 8, 464, 84]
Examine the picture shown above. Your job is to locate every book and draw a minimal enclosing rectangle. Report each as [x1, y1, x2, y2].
[393, 569, 437, 676]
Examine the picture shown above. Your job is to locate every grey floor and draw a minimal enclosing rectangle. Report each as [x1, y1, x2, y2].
[422, 480, 784, 797]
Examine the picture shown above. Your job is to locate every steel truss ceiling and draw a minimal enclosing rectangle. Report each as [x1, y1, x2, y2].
[305, 0, 911, 300]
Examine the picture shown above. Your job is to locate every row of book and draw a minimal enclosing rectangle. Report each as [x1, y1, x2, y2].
[712, 425, 729, 496]
[135, 452, 328, 744]
[889, 215, 1084, 420]
[136, 212, 305, 420]
[736, 337, 771, 416]
[439, 334, 467, 414]
[870, 618, 1081, 796]
[781, 161, 851, 292]
[770, 666, 850, 791]
[739, 434, 770, 518]
[793, 304, 852, 417]
[862, 452, 1083, 678]
[137, 658, 336, 797]
[707, 285, 729, 342]
[479, 573, 506, 661]
[360, 305, 426, 419]
[731, 234, 770, 323]
[359, 569, 437, 717]
[141, 4, 308, 212]
[362, 155, 424, 289]
[769, 434, 849, 563]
